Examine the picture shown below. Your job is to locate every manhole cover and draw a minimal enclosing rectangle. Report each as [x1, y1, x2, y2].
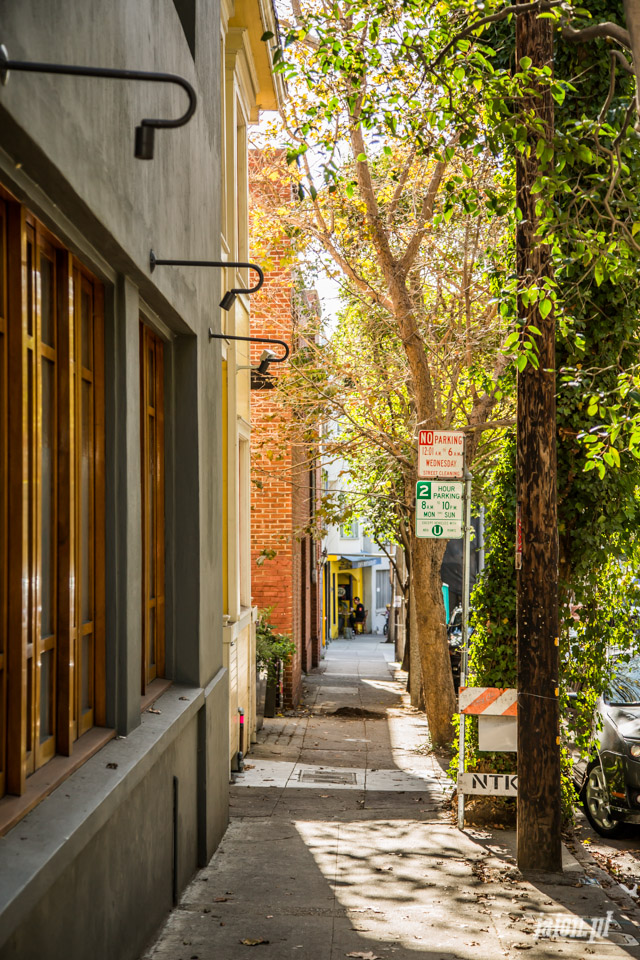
[298, 770, 358, 784]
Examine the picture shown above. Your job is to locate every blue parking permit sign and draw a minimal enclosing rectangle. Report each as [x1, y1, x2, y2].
[415, 480, 463, 539]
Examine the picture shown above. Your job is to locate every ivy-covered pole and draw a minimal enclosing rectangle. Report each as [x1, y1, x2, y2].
[515, 1, 562, 871]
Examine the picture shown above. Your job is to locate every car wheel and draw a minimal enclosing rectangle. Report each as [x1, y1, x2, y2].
[582, 761, 627, 838]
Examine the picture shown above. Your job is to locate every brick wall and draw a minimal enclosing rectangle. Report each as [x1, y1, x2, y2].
[250, 152, 320, 707]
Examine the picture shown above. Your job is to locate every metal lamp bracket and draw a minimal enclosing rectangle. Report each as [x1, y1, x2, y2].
[207, 330, 289, 361]
[150, 250, 265, 310]
[0, 45, 196, 159]
[208, 330, 289, 389]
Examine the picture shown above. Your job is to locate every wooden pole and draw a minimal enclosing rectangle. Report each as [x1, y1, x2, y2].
[515, 1, 562, 872]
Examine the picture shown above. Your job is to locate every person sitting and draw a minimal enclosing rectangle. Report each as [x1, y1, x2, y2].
[353, 597, 366, 633]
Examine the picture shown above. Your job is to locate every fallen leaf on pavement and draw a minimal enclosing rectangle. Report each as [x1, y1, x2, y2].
[346, 953, 382, 959]
[214, 897, 229, 902]
[240, 939, 269, 946]
[147, 707, 161, 714]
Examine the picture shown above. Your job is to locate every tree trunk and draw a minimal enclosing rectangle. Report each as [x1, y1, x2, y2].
[623, 0, 640, 116]
[401, 583, 410, 672]
[411, 535, 456, 746]
[408, 576, 424, 708]
[515, 1, 562, 873]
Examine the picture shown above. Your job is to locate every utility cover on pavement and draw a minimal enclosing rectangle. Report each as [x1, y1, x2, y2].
[417, 429, 465, 478]
[298, 770, 358, 784]
[458, 772, 518, 796]
[415, 480, 463, 539]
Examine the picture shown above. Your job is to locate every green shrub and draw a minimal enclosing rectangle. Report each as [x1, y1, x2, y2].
[256, 608, 297, 684]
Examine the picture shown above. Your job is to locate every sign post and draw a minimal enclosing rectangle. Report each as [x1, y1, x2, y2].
[457, 468, 473, 829]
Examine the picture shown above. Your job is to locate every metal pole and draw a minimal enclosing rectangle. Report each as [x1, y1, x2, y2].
[457, 469, 473, 830]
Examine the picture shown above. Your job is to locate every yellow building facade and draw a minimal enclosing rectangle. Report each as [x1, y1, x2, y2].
[220, 0, 284, 770]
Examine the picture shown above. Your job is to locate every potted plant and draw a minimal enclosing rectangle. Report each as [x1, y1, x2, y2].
[256, 609, 296, 719]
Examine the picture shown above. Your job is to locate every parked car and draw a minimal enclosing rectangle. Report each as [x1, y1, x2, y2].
[573, 653, 640, 837]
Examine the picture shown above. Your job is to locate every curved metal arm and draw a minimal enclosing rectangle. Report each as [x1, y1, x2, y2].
[207, 331, 289, 364]
[150, 251, 263, 290]
[150, 251, 265, 309]
[0, 45, 196, 159]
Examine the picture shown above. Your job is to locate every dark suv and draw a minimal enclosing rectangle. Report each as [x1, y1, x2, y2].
[574, 654, 640, 837]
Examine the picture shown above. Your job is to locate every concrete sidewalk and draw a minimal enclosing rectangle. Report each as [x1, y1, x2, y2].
[143, 636, 640, 960]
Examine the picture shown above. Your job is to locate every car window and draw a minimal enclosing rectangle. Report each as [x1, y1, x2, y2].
[605, 655, 640, 705]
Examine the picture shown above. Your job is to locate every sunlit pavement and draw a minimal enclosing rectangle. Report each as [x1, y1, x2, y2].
[143, 636, 640, 959]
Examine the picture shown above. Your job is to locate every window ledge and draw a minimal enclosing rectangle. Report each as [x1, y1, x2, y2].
[0, 726, 115, 839]
[0, 679, 218, 947]
[223, 607, 253, 640]
[141, 678, 173, 714]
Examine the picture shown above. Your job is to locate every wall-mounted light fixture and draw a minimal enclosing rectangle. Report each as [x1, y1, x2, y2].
[208, 331, 289, 390]
[149, 250, 264, 310]
[0, 45, 196, 159]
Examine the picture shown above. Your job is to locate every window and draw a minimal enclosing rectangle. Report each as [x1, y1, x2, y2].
[376, 570, 392, 610]
[140, 323, 166, 693]
[2, 194, 105, 798]
[340, 520, 358, 540]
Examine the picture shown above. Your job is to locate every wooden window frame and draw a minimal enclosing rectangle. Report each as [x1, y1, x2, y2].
[2, 187, 106, 799]
[140, 322, 166, 694]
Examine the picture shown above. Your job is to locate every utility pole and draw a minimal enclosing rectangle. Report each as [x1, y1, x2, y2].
[515, 2, 562, 871]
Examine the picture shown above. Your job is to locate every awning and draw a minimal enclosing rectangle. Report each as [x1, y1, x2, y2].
[339, 555, 382, 569]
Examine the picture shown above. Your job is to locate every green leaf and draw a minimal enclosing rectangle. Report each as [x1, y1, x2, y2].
[356, 152, 367, 162]
[261, 31, 275, 41]
[519, 56, 532, 70]
[539, 298, 552, 319]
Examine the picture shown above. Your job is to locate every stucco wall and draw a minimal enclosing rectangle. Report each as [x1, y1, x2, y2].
[0, 2, 229, 956]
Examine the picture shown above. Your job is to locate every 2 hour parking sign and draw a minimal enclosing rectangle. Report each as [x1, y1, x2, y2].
[415, 480, 464, 539]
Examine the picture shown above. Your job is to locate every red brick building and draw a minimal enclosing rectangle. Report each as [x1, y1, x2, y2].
[250, 155, 322, 706]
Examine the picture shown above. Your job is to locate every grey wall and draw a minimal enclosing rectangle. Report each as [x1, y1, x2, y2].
[0, 1, 229, 956]
[0, 0, 225, 695]
[0, 684, 229, 960]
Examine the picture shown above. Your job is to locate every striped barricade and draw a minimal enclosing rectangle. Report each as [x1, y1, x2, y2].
[458, 686, 517, 717]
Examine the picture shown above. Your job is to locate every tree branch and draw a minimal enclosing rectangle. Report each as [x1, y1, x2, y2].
[561, 21, 631, 48]
[425, 0, 566, 73]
